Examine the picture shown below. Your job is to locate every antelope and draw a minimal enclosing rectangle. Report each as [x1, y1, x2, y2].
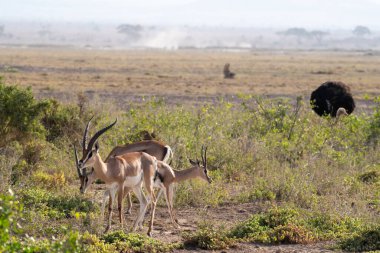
[152, 146, 212, 227]
[101, 146, 212, 229]
[75, 119, 158, 236]
[76, 116, 173, 215]
[104, 140, 173, 214]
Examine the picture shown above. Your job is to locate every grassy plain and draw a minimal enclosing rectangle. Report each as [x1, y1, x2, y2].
[0, 47, 379, 252]
[0, 47, 380, 101]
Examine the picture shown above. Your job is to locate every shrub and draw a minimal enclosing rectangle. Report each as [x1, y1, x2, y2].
[229, 214, 271, 243]
[229, 207, 365, 244]
[367, 96, 380, 146]
[261, 206, 299, 228]
[21, 188, 95, 219]
[41, 99, 83, 142]
[31, 171, 66, 189]
[0, 190, 23, 252]
[339, 226, 380, 252]
[306, 213, 364, 240]
[183, 223, 236, 250]
[81, 231, 116, 253]
[269, 224, 315, 244]
[22, 231, 84, 253]
[229, 207, 306, 244]
[22, 140, 49, 165]
[102, 230, 180, 252]
[0, 82, 49, 146]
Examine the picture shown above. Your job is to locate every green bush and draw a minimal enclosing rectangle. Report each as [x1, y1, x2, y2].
[21, 188, 96, 219]
[269, 224, 315, 244]
[102, 230, 180, 253]
[229, 207, 306, 244]
[0, 190, 23, 252]
[229, 214, 271, 243]
[261, 206, 299, 228]
[22, 231, 84, 253]
[0, 82, 49, 146]
[41, 99, 83, 142]
[339, 226, 380, 252]
[229, 207, 365, 245]
[183, 223, 236, 250]
[367, 96, 380, 146]
[306, 213, 364, 240]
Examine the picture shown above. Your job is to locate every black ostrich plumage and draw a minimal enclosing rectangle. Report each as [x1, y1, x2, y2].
[310, 81, 355, 117]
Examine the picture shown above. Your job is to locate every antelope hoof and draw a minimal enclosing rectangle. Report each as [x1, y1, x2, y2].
[126, 209, 132, 215]
[104, 226, 110, 233]
[147, 231, 152, 237]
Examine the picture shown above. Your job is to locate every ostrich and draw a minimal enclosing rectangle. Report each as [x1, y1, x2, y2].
[223, 63, 235, 79]
[310, 81, 355, 117]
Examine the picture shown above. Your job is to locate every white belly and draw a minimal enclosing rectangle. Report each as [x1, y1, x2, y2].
[124, 173, 143, 187]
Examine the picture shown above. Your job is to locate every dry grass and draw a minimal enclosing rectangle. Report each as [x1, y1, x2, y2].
[0, 48, 379, 101]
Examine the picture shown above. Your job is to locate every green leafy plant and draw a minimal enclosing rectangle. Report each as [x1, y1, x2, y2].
[339, 226, 380, 252]
[0, 82, 49, 146]
[183, 223, 236, 250]
[0, 190, 23, 252]
[102, 230, 180, 252]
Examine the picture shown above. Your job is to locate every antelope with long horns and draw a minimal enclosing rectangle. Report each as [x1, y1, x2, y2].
[77, 116, 173, 215]
[75, 119, 158, 236]
[104, 140, 173, 214]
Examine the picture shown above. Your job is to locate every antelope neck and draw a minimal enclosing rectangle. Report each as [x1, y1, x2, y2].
[92, 154, 112, 183]
[173, 167, 199, 183]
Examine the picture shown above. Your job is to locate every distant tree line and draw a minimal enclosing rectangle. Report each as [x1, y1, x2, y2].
[277, 25, 372, 45]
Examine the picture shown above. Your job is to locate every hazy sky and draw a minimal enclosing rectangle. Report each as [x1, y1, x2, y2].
[1, 0, 380, 29]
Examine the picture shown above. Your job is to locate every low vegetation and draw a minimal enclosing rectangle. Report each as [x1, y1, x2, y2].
[1, 79, 379, 252]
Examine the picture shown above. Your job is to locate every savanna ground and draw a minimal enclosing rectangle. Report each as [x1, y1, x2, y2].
[0, 47, 379, 252]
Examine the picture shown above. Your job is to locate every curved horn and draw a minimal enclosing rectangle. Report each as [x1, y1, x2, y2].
[201, 145, 207, 168]
[82, 115, 94, 152]
[87, 118, 117, 151]
[74, 144, 82, 177]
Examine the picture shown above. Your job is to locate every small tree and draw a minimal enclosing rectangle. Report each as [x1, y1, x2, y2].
[117, 24, 143, 44]
[353, 26, 371, 37]
[310, 30, 329, 44]
[0, 79, 49, 146]
[277, 27, 311, 45]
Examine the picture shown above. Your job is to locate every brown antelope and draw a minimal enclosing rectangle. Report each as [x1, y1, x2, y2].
[105, 140, 173, 163]
[76, 116, 173, 214]
[103, 146, 212, 229]
[104, 140, 173, 214]
[75, 119, 158, 236]
[153, 146, 212, 227]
